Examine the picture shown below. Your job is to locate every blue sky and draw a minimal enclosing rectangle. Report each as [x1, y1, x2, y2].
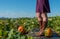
[0, 0, 60, 18]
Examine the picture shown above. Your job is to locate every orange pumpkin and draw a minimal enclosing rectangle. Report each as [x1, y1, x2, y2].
[44, 28, 52, 37]
[18, 26, 25, 33]
[18, 26, 28, 34]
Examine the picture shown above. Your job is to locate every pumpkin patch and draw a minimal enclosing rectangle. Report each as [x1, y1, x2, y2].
[0, 16, 60, 39]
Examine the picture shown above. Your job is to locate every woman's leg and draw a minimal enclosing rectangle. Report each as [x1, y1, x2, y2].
[35, 13, 48, 36]
[36, 12, 42, 22]
[35, 12, 43, 36]
[40, 13, 48, 34]
[36, 12, 42, 29]
[41, 13, 48, 22]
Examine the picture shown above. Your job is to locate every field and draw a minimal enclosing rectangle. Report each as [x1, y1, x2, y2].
[0, 16, 60, 39]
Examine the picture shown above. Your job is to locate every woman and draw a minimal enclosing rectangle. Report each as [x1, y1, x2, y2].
[35, 0, 50, 36]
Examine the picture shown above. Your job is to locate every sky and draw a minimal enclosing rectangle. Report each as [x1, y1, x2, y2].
[0, 0, 60, 18]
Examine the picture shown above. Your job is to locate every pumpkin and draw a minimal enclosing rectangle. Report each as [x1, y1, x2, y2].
[44, 28, 52, 37]
[18, 26, 28, 34]
[18, 26, 25, 33]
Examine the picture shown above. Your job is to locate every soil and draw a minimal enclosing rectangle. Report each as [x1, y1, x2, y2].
[28, 27, 60, 39]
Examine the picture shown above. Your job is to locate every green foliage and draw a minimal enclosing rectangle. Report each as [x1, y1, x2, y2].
[0, 16, 60, 39]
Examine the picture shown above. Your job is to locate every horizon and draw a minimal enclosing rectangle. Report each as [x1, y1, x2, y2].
[0, 0, 60, 18]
